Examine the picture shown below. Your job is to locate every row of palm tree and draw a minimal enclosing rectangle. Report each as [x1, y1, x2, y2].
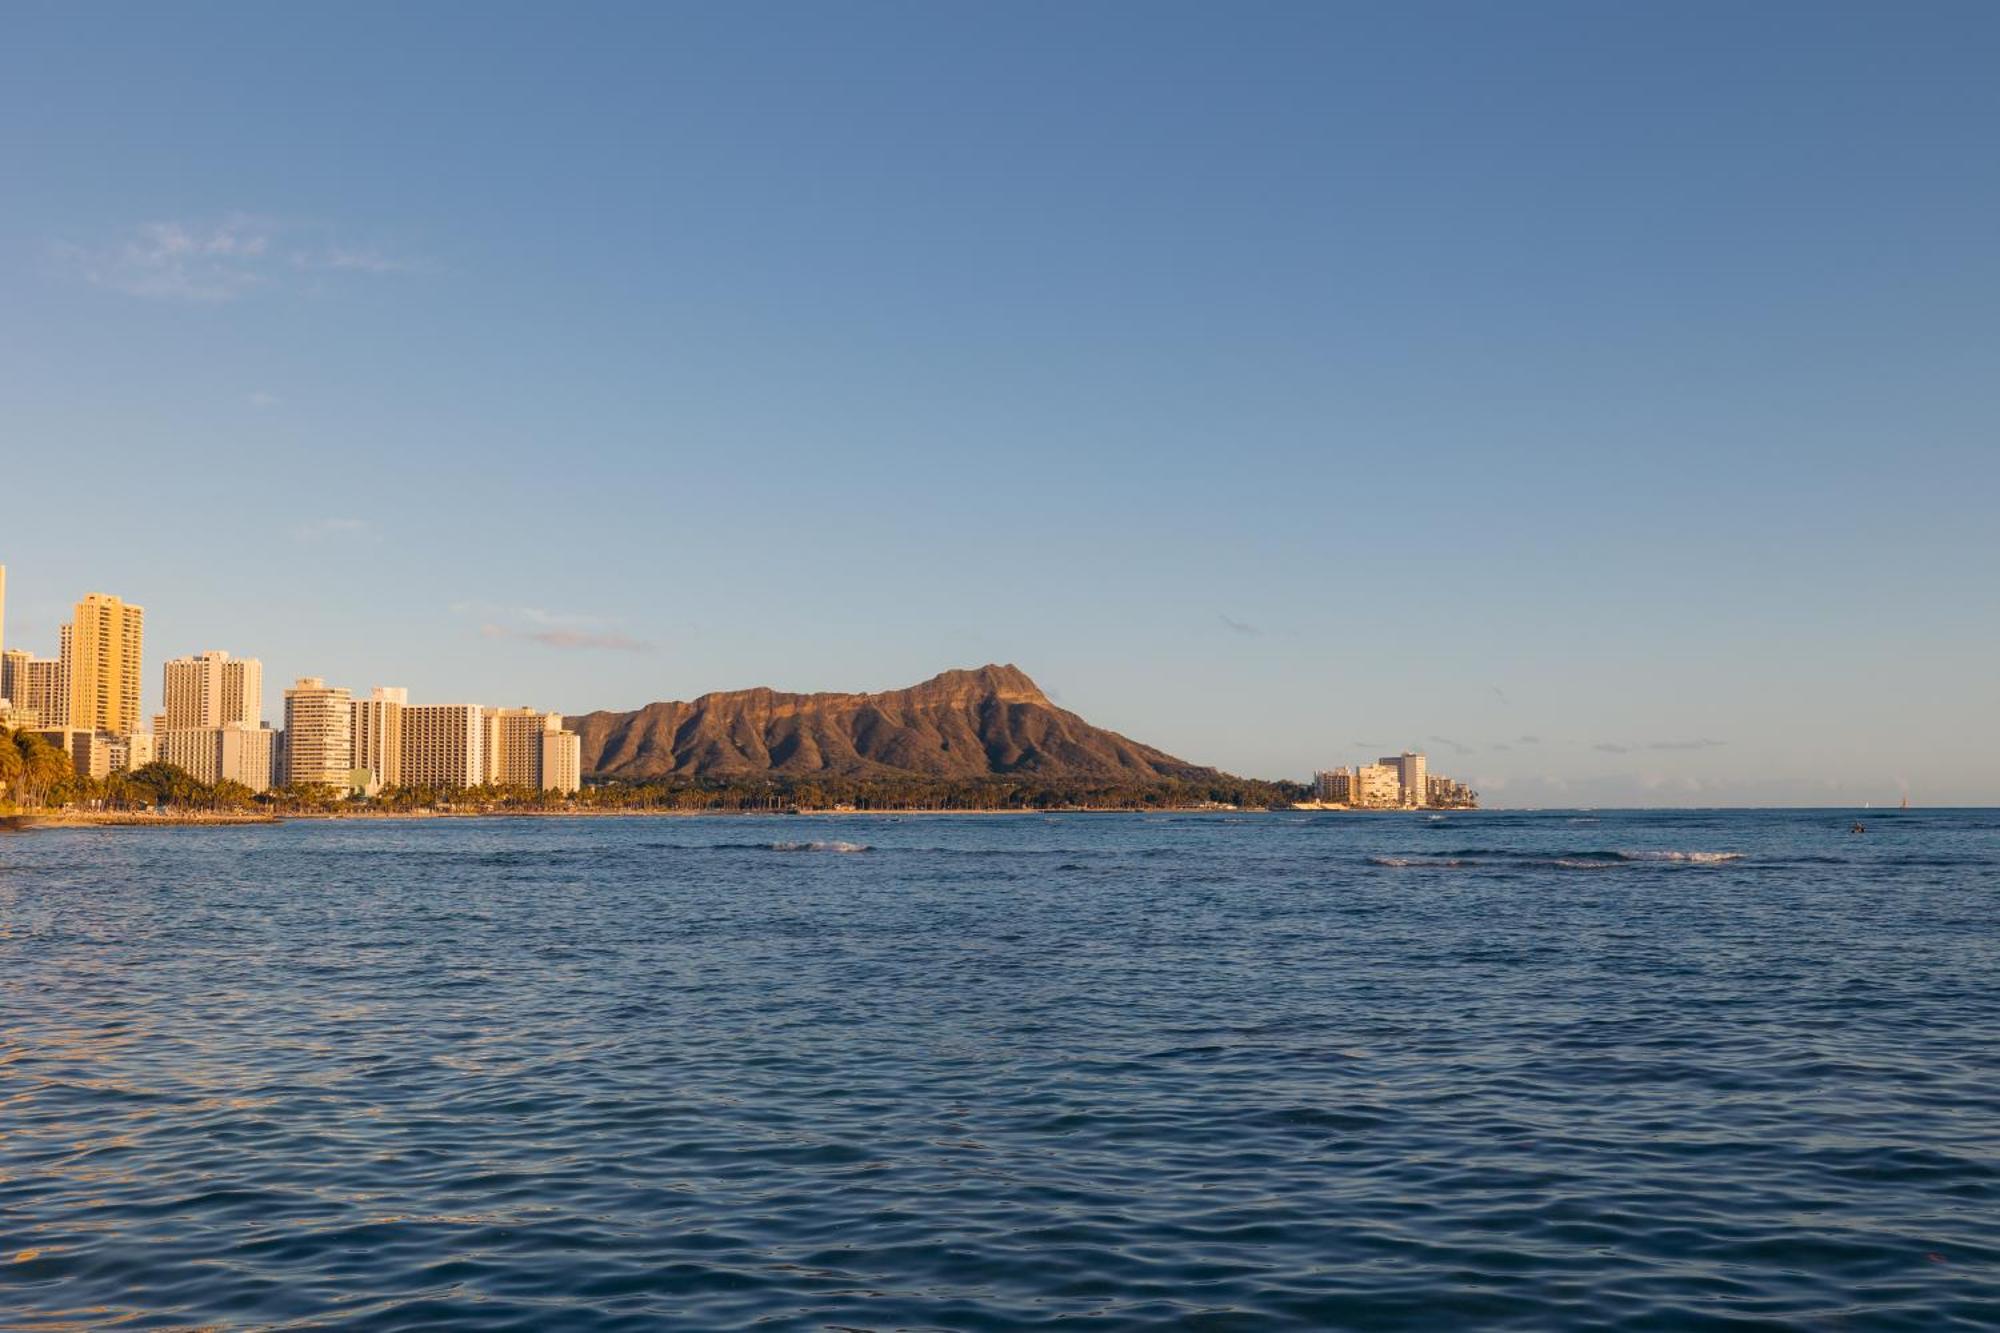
[0, 727, 77, 811]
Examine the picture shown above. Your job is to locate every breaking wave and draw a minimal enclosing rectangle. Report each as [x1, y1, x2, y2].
[769, 840, 871, 854]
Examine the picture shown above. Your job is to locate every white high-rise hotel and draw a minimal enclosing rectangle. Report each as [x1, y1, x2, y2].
[283, 678, 355, 788]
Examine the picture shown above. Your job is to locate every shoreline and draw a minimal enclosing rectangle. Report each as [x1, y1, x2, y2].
[1, 805, 1290, 830]
[1, 811, 282, 830]
[1, 805, 1491, 831]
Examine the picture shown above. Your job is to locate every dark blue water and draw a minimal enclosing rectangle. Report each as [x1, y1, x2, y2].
[2, 809, 1997, 1330]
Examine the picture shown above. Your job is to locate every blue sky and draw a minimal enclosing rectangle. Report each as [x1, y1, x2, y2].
[2, 2, 1995, 804]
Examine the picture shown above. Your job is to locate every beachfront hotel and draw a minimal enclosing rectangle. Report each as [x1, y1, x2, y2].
[1312, 751, 1476, 809]
[352, 686, 408, 792]
[66, 593, 146, 735]
[486, 706, 583, 794]
[401, 703, 488, 790]
[282, 678, 355, 789]
[161, 650, 263, 730]
[157, 723, 282, 793]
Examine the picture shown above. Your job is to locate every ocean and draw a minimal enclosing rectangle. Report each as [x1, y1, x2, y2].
[2, 809, 1995, 1329]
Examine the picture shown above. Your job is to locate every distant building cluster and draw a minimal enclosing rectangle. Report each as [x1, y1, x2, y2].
[1312, 752, 1476, 809]
[0, 566, 581, 795]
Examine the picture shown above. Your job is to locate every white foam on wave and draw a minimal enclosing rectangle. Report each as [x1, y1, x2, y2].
[770, 840, 871, 854]
[1619, 850, 1743, 863]
[1369, 855, 1473, 868]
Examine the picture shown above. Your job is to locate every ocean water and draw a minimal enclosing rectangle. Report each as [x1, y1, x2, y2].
[1, 808, 1996, 1330]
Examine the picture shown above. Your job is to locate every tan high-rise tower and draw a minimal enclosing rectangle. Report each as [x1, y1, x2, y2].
[351, 686, 408, 789]
[163, 651, 264, 729]
[67, 593, 145, 734]
[481, 706, 582, 793]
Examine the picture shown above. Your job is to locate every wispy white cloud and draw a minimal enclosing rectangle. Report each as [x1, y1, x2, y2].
[247, 390, 282, 409]
[293, 516, 377, 544]
[1595, 737, 1726, 755]
[480, 623, 654, 653]
[296, 246, 416, 274]
[463, 603, 654, 653]
[56, 215, 419, 302]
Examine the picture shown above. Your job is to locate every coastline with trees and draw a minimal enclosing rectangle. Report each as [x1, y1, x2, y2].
[2, 725, 1310, 824]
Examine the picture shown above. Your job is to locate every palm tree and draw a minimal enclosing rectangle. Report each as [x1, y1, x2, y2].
[12, 732, 74, 810]
[0, 728, 23, 807]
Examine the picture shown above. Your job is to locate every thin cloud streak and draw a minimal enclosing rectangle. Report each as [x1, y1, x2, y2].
[293, 516, 377, 544]
[56, 215, 419, 302]
[480, 624, 653, 653]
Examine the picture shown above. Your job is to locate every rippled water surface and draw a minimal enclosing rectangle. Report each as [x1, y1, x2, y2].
[3, 809, 1998, 1329]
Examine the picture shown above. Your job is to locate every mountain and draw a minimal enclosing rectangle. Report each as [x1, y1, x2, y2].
[566, 664, 1213, 783]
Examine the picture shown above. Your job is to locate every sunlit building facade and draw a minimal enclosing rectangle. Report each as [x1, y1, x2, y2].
[283, 677, 354, 788]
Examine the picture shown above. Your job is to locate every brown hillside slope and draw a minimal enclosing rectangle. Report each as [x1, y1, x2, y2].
[566, 664, 1213, 782]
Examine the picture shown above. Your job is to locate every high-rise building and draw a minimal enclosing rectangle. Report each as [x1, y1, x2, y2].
[540, 727, 582, 794]
[1351, 763, 1402, 808]
[486, 707, 556, 786]
[481, 706, 584, 793]
[223, 656, 262, 727]
[1, 648, 27, 711]
[1379, 752, 1428, 808]
[352, 686, 408, 789]
[1425, 774, 1476, 808]
[10, 651, 70, 728]
[282, 677, 354, 788]
[1312, 767, 1354, 803]
[402, 704, 487, 790]
[159, 724, 281, 793]
[163, 651, 265, 730]
[32, 626, 75, 727]
[66, 593, 145, 735]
